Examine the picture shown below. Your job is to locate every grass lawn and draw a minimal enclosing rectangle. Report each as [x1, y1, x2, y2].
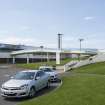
[19, 62, 105, 105]
[72, 62, 105, 75]
[16, 58, 76, 69]
[20, 75, 105, 105]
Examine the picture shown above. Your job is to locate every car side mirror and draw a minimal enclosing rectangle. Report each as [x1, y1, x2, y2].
[35, 76, 40, 80]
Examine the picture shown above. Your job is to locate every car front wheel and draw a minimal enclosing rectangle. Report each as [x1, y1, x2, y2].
[46, 81, 50, 88]
[28, 87, 36, 98]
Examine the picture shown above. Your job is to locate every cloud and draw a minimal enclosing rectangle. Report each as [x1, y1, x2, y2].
[0, 35, 56, 48]
[0, 35, 35, 45]
[84, 16, 94, 20]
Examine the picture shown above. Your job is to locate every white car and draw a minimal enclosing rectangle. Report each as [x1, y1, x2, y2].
[39, 66, 58, 81]
[1, 70, 50, 98]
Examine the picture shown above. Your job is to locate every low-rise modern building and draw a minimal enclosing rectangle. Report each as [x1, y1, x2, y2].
[0, 43, 98, 64]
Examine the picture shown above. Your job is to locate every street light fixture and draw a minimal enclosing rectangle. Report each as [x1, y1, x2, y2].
[58, 33, 63, 50]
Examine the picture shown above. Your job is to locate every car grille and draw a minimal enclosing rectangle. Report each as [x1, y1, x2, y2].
[4, 93, 17, 96]
[50, 76, 55, 80]
[50, 76, 54, 78]
[3, 87, 21, 90]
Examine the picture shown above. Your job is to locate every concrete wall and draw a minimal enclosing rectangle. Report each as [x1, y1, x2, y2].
[0, 52, 11, 58]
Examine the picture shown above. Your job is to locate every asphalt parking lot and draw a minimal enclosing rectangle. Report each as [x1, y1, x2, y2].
[0, 64, 61, 105]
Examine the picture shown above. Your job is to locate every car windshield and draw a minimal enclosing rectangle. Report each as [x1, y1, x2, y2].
[13, 72, 35, 80]
[41, 68, 53, 72]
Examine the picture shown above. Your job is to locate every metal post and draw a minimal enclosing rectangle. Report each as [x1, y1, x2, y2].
[79, 38, 84, 61]
[57, 33, 63, 64]
[80, 40, 81, 51]
[40, 46, 44, 62]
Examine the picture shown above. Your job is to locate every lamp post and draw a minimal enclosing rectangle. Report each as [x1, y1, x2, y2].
[56, 33, 63, 65]
[40, 46, 44, 62]
[79, 38, 84, 60]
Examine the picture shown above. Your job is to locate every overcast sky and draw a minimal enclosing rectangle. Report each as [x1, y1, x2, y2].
[0, 0, 105, 49]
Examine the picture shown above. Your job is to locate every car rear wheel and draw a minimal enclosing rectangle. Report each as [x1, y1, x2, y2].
[28, 87, 36, 98]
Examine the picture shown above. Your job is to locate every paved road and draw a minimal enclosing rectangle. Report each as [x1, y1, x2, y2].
[0, 65, 61, 105]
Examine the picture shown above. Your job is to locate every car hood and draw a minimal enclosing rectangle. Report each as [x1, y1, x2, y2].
[3, 79, 31, 88]
[45, 71, 58, 76]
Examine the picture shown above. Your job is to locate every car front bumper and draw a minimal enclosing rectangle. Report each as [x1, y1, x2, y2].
[1, 88, 29, 98]
[50, 76, 58, 81]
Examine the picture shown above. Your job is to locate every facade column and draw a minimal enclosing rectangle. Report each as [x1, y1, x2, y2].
[6, 58, 9, 64]
[56, 52, 60, 64]
[26, 54, 29, 64]
[12, 56, 15, 64]
[47, 52, 49, 62]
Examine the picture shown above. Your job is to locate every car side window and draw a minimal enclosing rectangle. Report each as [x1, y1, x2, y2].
[36, 71, 45, 78]
[36, 72, 41, 77]
[40, 71, 45, 77]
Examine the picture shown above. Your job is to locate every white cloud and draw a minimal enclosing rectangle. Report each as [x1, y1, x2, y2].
[84, 16, 94, 20]
[0, 35, 57, 48]
[0, 35, 35, 45]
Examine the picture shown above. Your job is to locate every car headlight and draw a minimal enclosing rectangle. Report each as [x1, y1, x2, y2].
[1, 85, 5, 89]
[20, 84, 28, 90]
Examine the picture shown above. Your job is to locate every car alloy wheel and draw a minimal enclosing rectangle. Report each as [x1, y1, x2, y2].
[29, 87, 36, 98]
